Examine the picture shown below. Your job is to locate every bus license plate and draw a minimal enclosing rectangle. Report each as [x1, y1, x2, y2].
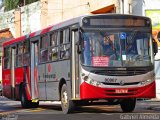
[115, 89, 128, 93]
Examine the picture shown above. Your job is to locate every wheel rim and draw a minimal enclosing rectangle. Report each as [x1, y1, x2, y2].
[62, 90, 68, 108]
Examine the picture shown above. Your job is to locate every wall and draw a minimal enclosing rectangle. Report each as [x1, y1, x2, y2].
[0, 1, 41, 38]
[132, 0, 143, 16]
[0, 10, 15, 37]
[21, 2, 41, 36]
[46, 0, 121, 26]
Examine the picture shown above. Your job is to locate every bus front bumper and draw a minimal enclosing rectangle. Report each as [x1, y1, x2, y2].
[80, 81, 156, 100]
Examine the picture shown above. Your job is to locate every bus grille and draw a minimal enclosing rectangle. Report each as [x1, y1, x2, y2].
[101, 82, 140, 86]
[92, 70, 148, 76]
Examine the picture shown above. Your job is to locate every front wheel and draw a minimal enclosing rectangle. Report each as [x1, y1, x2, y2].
[120, 98, 136, 112]
[61, 84, 75, 114]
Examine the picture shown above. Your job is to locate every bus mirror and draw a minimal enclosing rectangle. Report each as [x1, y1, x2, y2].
[76, 41, 82, 54]
[153, 40, 158, 56]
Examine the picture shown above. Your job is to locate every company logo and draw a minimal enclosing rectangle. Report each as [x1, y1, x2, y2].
[48, 64, 51, 73]
[119, 80, 125, 86]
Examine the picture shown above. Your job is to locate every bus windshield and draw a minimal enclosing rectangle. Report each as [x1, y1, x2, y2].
[81, 29, 153, 67]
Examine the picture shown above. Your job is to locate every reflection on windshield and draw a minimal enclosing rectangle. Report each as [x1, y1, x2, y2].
[81, 30, 152, 67]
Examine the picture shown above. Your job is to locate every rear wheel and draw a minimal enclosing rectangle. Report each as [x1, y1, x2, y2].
[32, 101, 39, 108]
[120, 98, 136, 112]
[61, 84, 75, 114]
[20, 86, 31, 108]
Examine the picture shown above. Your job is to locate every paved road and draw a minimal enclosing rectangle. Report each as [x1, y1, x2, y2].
[1, 96, 160, 120]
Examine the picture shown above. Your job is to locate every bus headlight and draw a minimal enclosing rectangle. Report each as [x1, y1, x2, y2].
[140, 79, 152, 85]
[83, 75, 102, 87]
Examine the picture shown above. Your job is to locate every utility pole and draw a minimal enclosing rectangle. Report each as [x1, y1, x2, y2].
[24, 0, 26, 5]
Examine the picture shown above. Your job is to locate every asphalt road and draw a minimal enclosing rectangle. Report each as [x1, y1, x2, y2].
[1, 96, 160, 120]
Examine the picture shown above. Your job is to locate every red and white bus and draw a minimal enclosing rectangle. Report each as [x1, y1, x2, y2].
[2, 14, 157, 114]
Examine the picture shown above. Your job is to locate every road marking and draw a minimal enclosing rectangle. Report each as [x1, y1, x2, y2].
[0, 107, 47, 115]
[0, 109, 23, 115]
[23, 108, 47, 112]
[101, 113, 114, 115]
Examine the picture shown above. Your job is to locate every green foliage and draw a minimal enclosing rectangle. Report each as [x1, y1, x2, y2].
[4, 0, 39, 11]
[4, 0, 19, 11]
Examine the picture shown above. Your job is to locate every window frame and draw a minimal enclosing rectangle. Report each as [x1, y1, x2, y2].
[3, 46, 11, 69]
[59, 28, 71, 60]
[49, 31, 59, 62]
[40, 34, 49, 63]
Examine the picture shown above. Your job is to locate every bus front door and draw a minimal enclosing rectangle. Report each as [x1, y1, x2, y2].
[71, 29, 80, 99]
[30, 41, 39, 100]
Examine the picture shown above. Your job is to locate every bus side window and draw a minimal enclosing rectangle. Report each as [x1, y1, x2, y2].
[23, 41, 30, 66]
[59, 28, 70, 59]
[49, 31, 58, 61]
[4, 47, 11, 69]
[17, 43, 23, 67]
[40, 34, 49, 63]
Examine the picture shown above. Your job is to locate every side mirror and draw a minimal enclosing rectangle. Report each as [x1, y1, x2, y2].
[76, 41, 82, 54]
[153, 40, 158, 56]
[76, 31, 83, 54]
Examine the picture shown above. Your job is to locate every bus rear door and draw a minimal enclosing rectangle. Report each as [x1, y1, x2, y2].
[11, 46, 16, 99]
[30, 37, 40, 100]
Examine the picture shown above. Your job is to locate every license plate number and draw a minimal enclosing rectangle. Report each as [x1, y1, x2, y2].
[115, 89, 128, 93]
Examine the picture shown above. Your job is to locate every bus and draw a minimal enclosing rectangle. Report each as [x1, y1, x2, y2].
[2, 14, 158, 114]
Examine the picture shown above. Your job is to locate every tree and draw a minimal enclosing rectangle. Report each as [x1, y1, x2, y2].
[4, 0, 39, 11]
[4, 0, 19, 11]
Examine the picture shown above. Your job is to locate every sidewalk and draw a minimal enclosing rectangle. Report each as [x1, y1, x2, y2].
[139, 99, 160, 111]
[0, 96, 10, 101]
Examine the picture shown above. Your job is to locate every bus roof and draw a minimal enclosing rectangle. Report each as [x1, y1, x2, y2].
[2, 14, 150, 47]
[3, 16, 82, 47]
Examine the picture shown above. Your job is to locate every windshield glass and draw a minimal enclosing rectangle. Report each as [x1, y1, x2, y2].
[81, 29, 153, 67]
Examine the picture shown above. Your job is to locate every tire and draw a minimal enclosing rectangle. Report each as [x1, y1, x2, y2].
[120, 98, 136, 112]
[75, 100, 89, 106]
[32, 101, 39, 108]
[61, 84, 75, 114]
[20, 86, 32, 108]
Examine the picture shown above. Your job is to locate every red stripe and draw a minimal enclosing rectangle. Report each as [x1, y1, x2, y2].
[3, 36, 26, 46]
[40, 26, 53, 34]
[29, 32, 36, 38]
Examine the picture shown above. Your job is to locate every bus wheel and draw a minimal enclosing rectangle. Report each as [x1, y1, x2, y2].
[20, 87, 31, 108]
[61, 84, 75, 114]
[31, 101, 39, 108]
[120, 98, 136, 112]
